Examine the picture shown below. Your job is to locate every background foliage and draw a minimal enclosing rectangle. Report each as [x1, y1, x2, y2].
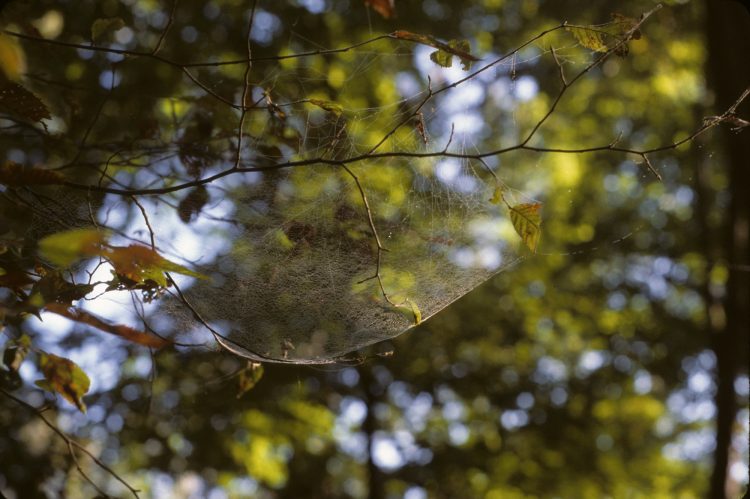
[0, 0, 748, 497]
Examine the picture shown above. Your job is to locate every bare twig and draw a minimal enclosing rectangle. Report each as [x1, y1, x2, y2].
[0, 389, 141, 498]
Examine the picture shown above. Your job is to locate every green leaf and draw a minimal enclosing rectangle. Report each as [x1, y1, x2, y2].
[237, 362, 264, 398]
[429, 40, 474, 70]
[37, 228, 107, 268]
[307, 99, 344, 116]
[36, 352, 90, 412]
[509, 202, 542, 253]
[91, 17, 125, 42]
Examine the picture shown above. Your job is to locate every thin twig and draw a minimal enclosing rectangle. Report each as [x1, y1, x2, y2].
[0, 389, 141, 498]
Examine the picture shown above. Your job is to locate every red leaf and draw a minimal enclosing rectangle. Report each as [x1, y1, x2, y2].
[365, 0, 395, 18]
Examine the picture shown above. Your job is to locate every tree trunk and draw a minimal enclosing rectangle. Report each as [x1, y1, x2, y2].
[705, 3, 750, 498]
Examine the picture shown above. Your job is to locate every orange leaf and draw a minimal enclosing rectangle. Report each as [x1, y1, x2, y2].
[36, 352, 90, 412]
[45, 303, 170, 348]
[105, 244, 204, 286]
[365, 0, 395, 18]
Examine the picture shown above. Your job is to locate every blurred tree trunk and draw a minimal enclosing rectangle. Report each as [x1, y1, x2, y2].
[362, 368, 385, 499]
[705, 2, 750, 498]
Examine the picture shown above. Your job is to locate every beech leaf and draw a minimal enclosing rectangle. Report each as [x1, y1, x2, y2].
[36, 352, 90, 412]
[509, 202, 542, 253]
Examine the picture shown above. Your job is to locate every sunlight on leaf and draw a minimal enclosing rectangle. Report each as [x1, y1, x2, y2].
[393, 31, 478, 70]
[107, 245, 206, 286]
[509, 203, 542, 253]
[38, 228, 106, 267]
[35, 352, 90, 412]
[429, 39, 475, 70]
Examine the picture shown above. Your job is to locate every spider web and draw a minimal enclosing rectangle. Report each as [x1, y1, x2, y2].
[22, 34, 555, 364]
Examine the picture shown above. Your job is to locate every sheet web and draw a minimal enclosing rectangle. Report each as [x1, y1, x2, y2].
[22, 35, 543, 364]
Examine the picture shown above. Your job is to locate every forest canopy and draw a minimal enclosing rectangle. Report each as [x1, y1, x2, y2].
[0, 0, 748, 497]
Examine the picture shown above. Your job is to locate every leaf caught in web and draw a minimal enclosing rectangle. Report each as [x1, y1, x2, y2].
[91, 17, 125, 42]
[0, 33, 26, 81]
[567, 13, 641, 56]
[393, 298, 422, 325]
[35, 352, 90, 412]
[567, 26, 608, 52]
[38, 228, 107, 268]
[509, 202, 542, 253]
[237, 362, 264, 398]
[0, 83, 51, 125]
[393, 31, 478, 70]
[364, 0, 395, 18]
[307, 99, 344, 116]
[178, 185, 209, 223]
[429, 39, 475, 70]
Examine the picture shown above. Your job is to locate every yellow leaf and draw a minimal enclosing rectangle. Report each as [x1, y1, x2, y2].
[567, 26, 608, 52]
[0, 33, 26, 81]
[237, 362, 264, 398]
[509, 202, 542, 253]
[36, 352, 90, 412]
[489, 186, 503, 205]
[38, 228, 107, 267]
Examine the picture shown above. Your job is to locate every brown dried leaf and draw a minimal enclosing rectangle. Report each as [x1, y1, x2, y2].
[0, 83, 51, 124]
[0, 161, 63, 187]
